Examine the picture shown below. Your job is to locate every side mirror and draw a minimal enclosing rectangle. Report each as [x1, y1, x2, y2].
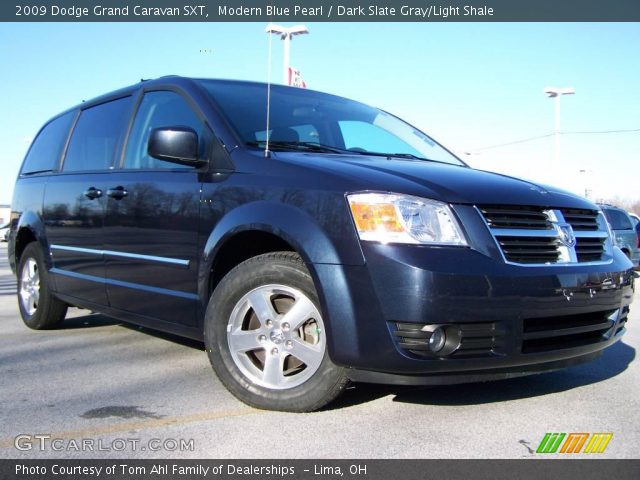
[148, 127, 205, 167]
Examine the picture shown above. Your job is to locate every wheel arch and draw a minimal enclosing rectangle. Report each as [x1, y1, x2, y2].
[12, 210, 51, 271]
[198, 200, 364, 329]
[206, 229, 297, 298]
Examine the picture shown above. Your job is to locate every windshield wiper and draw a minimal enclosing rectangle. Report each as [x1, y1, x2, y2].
[246, 141, 442, 163]
[247, 140, 348, 154]
[363, 151, 467, 166]
[21, 169, 54, 176]
[389, 153, 431, 161]
[360, 151, 433, 161]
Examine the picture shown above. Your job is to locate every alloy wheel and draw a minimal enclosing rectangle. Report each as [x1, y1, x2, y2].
[227, 284, 325, 390]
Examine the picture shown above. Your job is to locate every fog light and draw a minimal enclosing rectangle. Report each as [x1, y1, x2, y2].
[428, 327, 446, 353]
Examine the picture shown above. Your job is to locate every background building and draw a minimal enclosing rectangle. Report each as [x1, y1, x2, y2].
[0, 204, 10, 225]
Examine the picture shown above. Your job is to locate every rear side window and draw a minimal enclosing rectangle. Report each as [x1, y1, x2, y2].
[605, 209, 633, 230]
[21, 111, 75, 175]
[63, 97, 132, 172]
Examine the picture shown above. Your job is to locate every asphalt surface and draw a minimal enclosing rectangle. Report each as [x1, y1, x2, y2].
[0, 242, 638, 459]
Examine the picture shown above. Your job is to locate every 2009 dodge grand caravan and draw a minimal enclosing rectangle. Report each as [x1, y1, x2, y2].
[8, 76, 635, 411]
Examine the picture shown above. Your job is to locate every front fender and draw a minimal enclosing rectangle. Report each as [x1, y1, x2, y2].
[201, 199, 364, 267]
[198, 198, 363, 309]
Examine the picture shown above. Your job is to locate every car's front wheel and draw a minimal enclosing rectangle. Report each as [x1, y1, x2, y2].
[204, 252, 348, 412]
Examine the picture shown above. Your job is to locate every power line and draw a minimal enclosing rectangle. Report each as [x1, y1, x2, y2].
[470, 127, 639, 152]
[562, 128, 640, 135]
[471, 133, 553, 152]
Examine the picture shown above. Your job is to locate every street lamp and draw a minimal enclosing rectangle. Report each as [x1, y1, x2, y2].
[579, 169, 593, 199]
[266, 24, 309, 85]
[544, 86, 575, 163]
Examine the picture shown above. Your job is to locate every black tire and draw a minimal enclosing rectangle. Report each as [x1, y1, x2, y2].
[204, 252, 349, 412]
[17, 242, 67, 330]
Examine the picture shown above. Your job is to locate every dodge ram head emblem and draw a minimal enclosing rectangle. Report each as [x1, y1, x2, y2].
[555, 222, 576, 248]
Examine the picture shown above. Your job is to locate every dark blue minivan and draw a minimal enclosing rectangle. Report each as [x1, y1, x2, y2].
[8, 77, 635, 411]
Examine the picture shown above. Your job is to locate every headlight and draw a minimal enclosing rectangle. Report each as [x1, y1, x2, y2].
[347, 192, 468, 246]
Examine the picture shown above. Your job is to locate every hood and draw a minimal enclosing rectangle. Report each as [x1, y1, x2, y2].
[275, 153, 597, 209]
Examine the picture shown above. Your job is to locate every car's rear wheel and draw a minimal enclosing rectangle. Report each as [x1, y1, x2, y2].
[17, 242, 67, 329]
[205, 252, 348, 412]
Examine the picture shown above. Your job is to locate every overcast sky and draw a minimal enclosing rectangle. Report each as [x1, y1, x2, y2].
[1, 22, 638, 205]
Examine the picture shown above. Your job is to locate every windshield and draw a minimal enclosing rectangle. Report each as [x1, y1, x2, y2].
[198, 80, 465, 166]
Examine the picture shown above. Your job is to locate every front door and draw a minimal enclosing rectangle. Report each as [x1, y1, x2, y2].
[103, 90, 204, 325]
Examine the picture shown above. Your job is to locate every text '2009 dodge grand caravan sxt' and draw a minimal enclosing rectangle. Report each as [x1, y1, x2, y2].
[8, 77, 635, 411]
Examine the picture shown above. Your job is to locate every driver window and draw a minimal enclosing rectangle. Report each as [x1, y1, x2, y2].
[124, 91, 203, 169]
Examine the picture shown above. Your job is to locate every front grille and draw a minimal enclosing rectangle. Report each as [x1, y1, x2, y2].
[521, 309, 618, 354]
[480, 205, 551, 230]
[391, 321, 503, 357]
[561, 208, 600, 231]
[496, 236, 561, 264]
[576, 237, 606, 262]
[478, 205, 609, 265]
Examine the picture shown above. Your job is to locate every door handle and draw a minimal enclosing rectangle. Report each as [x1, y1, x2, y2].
[107, 186, 128, 200]
[83, 187, 103, 199]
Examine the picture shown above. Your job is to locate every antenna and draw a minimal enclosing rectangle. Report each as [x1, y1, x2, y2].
[264, 23, 274, 159]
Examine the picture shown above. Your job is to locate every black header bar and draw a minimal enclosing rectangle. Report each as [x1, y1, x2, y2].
[3, 0, 640, 22]
[3, 459, 640, 480]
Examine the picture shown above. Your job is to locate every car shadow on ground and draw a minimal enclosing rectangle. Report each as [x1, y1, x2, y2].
[329, 341, 636, 409]
[118, 322, 205, 350]
[61, 312, 121, 329]
[59, 312, 635, 409]
[61, 311, 205, 350]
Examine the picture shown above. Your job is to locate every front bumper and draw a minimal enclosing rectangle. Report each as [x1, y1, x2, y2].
[313, 243, 635, 381]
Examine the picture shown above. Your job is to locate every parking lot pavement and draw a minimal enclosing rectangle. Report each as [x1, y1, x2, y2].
[0, 241, 638, 459]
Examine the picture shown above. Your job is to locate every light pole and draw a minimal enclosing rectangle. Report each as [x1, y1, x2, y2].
[266, 24, 309, 85]
[579, 169, 593, 199]
[544, 87, 575, 163]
